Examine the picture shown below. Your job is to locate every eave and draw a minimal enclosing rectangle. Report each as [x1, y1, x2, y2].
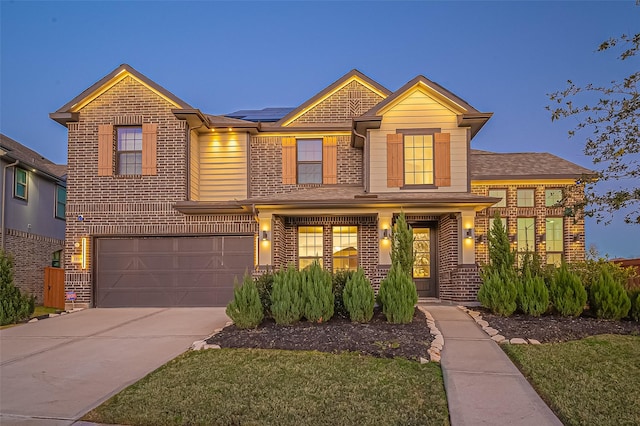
[173, 201, 250, 214]
[458, 113, 493, 138]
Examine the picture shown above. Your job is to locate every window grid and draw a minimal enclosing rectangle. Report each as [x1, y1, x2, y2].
[117, 127, 142, 175]
[517, 189, 535, 207]
[298, 226, 323, 270]
[413, 229, 431, 278]
[545, 189, 563, 207]
[297, 139, 322, 184]
[14, 168, 27, 200]
[332, 226, 358, 272]
[55, 186, 66, 220]
[489, 189, 507, 207]
[517, 218, 535, 252]
[404, 134, 434, 185]
[546, 218, 564, 266]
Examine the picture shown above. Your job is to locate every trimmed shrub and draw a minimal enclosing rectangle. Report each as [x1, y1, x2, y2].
[301, 261, 334, 323]
[550, 263, 587, 317]
[516, 269, 549, 317]
[478, 268, 517, 316]
[487, 212, 515, 272]
[390, 212, 414, 277]
[343, 268, 375, 323]
[226, 273, 264, 329]
[629, 290, 640, 322]
[270, 265, 304, 325]
[589, 269, 631, 320]
[332, 269, 354, 318]
[0, 251, 35, 326]
[255, 270, 274, 318]
[378, 263, 417, 324]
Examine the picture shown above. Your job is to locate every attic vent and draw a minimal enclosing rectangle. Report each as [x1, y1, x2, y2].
[113, 115, 143, 125]
[348, 90, 362, 117]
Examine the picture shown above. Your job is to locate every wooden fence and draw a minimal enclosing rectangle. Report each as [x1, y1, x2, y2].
[44, 267, 65, 309]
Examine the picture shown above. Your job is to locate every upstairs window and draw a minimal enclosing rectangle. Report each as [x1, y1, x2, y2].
[517, 189, 534, 207]
[488, 189, 507, 207]
[545, 189, 563, 207]
[117, 127, 143, 175]
[14, 168, 27, 200]
[297, 139, 323, 184]
[404, 134, 434, 185]
[55, 186, 66, 220]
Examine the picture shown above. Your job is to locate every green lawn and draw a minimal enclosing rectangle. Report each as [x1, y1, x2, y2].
[84, 348, 450, 426]
[503, 334, 640, 426]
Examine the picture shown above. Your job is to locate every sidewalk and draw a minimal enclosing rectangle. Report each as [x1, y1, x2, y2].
[426, 305, 563, 426]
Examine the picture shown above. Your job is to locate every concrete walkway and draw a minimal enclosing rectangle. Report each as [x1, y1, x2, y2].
[427, 305, 563, 426]
[0, 308, 229, 425]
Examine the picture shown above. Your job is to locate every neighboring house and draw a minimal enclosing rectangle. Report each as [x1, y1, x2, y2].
[0, 134, 66, 302]
[50, 64, 591, 308]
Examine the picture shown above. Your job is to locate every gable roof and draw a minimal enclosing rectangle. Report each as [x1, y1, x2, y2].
[469, 150, 595, 180]
[50, 64, 193, 125]
[0, 134, 67, 182]
[276, 69, 391, 127]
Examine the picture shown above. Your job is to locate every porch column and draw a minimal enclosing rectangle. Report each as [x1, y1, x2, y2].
[460, 210, 476, 264]
[258, 212, 273, 267]
[378, 210, 393, 265]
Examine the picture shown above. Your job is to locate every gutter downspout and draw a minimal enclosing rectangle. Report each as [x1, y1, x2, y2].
[1, 160, 19, 251]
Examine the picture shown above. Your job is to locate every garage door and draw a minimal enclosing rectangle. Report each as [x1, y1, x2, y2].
[95, 236, 254, 307]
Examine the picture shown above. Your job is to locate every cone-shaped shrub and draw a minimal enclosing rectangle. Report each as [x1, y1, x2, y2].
[629, 290, 640, 322]
[589, 269, 631, 320]
[478, 268, 517, 316]
[226, 272, 264, 329]
[0, 250, 35, 326]
[343, 268, 375, 323]
[550, 263, 587, 317]
[516, 269, 549, 317]
[378, 263, 417, 324]
[301, 261, 334, 323]
[270, 265, 304, 325]
[254, 271, 274, 318]
[332, 270, 353, 318]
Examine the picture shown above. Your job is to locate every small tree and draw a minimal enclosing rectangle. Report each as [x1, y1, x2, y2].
[226, 272, 264, 329]
[390, 212, 414, 277]
[589, 269, 631, 320]
[550, 263, 587, 317]
[478, 268, 517, 316]
[487, 212, 515, 273]
[516, 269, 549, 317]
[343, 268, 375, 323]
[0, 251, 35, 326]
[270, 265, 304, 325]
[301, 261, 334, 323]
[254, 270, 274, 318]
[378, 263, 417, 324]
[332, 269, 354, 318]
[629, 290, 640, 322]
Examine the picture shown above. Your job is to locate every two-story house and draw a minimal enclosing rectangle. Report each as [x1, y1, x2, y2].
[50, 64, 591, 308]
[1, 134, 66, 302]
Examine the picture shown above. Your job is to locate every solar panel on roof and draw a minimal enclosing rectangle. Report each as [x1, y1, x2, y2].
[225, 107, 295, 122]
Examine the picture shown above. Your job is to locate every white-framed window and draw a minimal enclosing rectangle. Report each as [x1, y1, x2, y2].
[117, 127, 143, 175]
[404, 134, 434, 185]
[55, 186, 66, 220]
[489, 189, 507, 207]
[297, 139, 322, 184]
[517, 189, 534, 207]
[517, 218, 535, 252]
[298, 226, 323, 270]
[545, 189, 563, 207]
[546, 218, 563, 266]
[14, 168, 27, 200]
[332, 226, 358, 272]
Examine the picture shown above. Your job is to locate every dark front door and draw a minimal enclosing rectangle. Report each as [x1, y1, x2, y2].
[413, 227, 436, 297]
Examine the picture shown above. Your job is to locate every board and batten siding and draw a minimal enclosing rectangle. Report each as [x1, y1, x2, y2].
[368, 89, 468, 193]
[197, 132, 248, 201]
[189, 129, 200, 200]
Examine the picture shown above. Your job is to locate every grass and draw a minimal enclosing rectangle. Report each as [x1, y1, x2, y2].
[503, 334, 640, 426]
[84, 348, 450, 426]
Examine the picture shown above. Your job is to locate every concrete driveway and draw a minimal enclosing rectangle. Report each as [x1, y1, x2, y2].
[0, 308, 229, 425]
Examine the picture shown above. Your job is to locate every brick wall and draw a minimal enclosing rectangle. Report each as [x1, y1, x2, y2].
[250, 135, 362, 197]
[4, 228, 64, 303]
[290, 80, 384, 125]
[472, 183, 586, 266]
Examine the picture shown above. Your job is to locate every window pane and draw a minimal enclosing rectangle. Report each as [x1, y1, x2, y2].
[299, 226, 323, 270]
[547, 253, 562, 267]
[546, 218, 563, 252]
[298, 163, 322, 184]
[15, 169, 27, 199]
[517, 189, 534, 207]
[118, 152, 142, 175]
[56, 186, 66, 219]
[413, 229, 431, 278]
[297, 139, 322, 161]
[517, 218, 535, 252]
[333, 226, 357, 272]
[545, 189, 563, 207]
[404, 134, 433, 186]
[489, 189, 507, 207]
[117, 127, 142, 151]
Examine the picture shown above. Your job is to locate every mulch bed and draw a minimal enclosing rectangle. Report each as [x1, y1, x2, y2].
[207, 306, 640, 361]
[207, 307, 433, 361]
[479, 309, 640, 343]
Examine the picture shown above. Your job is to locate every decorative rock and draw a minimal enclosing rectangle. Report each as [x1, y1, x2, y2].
[510, 338, 528, 345]
[483, 327, 499, 336]
[205, 344, 221, 350]
[528, 339, 541, 345]
[429, 351, 441, 363]
[191, 340, 206, 351]
[476, 319, 489, 328]
[28, 318, 38, 323]
[467, 310, 481, 317]
[419, 357, 429, 364]
[491, 334, 506, 343]
[433, 335, 444, 347]
[48, 313, 59, 318]
[432, 342, 443, 351]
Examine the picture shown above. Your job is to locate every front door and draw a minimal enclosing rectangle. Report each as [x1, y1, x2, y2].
[413, 228, 436, 297]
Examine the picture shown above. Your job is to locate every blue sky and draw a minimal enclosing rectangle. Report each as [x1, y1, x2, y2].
[1, 1, 638, 258]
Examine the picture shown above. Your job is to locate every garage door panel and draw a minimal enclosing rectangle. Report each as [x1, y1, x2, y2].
[96, 236, 253, 307]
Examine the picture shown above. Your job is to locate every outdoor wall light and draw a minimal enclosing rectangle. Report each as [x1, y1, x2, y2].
[464, 228, 474, 239]
[262, 230, 269, 241]
[382, 229, 390, 241]
[572, 233, 583, 243]
[508, 234, 517, 243]
[536, 234, 546, 244]
[476, 234, 487, 244]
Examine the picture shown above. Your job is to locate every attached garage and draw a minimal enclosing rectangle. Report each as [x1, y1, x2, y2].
[95, 236, 254, 307]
